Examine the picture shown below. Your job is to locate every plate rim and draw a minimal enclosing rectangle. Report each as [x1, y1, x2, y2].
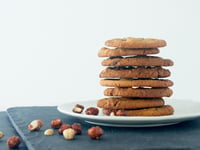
[57, 99, 200, 127]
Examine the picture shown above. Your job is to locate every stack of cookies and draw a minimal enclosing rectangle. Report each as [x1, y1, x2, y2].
[97, 37, 174, 116]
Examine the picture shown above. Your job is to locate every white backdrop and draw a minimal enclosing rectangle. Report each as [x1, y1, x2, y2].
[0, 0, 200, 110]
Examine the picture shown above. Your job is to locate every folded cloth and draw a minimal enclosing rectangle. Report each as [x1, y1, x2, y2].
[6, 106, 200, 150]
[0, 111, 27, 150]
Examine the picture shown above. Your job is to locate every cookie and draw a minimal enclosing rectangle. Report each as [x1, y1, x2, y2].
[98, 47, 160, 57]
[100, 79, 173, 87]
[97, 98, 164, 109]
[101, 56, 174, 67]
[104, 87, 173, 98]
[102, 105, 174, 116]
[99, 67, 170, 79]
[105, 37, 167, 48]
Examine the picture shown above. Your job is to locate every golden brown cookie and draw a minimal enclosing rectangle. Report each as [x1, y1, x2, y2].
[100, 79, 173, 87]
[101, 56, 174, 67]
[99, 67, 170, 79]
[105, 37, 167, 48]
[98, 47, 160, 57]
[102, 105, 174, 116]
[104, 87, 173, 98]
[97, 98, 164, 109]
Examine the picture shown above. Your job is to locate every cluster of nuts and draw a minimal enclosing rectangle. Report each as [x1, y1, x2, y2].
[49, 119, 83, 140]
[72, 104, 99, 116]
[72, 104, 104, 139]
[1, 116, 104, 148]
[0, 131, 21, 148]
[27, 118, 104, 140]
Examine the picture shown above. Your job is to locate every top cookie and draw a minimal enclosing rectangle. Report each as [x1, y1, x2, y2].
[105, 37, 167, 48]
[98, 47, 160, 57]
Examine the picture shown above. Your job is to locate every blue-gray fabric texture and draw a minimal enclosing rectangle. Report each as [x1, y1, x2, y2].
[4, 106, 200, 150]
[0, 111, 27, 150]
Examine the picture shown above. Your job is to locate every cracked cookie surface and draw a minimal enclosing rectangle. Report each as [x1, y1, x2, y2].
[102, 105, 174, 116]
[101, 56, 174, 67]
[100, 79, 173, 87]
[99, 67, 170, 78]
[98, 47, 160, 57]
[104, 87, 173, 98]
[105, 37, 167, 48]
[97, 98, 164, 109]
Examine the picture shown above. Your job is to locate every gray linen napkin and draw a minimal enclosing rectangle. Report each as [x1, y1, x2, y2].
[0, 111, 27, 150]
[6, 106, 200, 150]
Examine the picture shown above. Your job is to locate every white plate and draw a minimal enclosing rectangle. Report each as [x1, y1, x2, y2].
[57, 99, 200, 127]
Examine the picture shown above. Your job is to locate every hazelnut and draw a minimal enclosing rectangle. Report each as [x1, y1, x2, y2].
[102, 108, 113, 116]
[87, 126, 104, 140]
[71, 123, 82, 135]
[85, 107, 99, 115]
[0, 131, 4, 139]
[37, 120, 44, 127]
[58, 124, 71, 135]
[7, 136, 21, 148]
[50, 119, 62, 129]
[110, 112, 115, 116]
[44, 129, 54, 136]
[63, 128, 76, 140]
[28, 120, 44, 131]
[72, 104, 84, 113]
[116, 110, 127, 116]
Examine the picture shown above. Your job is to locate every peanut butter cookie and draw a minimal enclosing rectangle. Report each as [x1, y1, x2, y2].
[99, 67, 170, 79]
[102, 105, 174, 116]
[100, 79, 173, 87]
[97, 98, 164, 109]
[98, 47, 160, 57]
[104, 87, 173, 98]
[101, 56, 174, 67]
[105, 37, 167, 48]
